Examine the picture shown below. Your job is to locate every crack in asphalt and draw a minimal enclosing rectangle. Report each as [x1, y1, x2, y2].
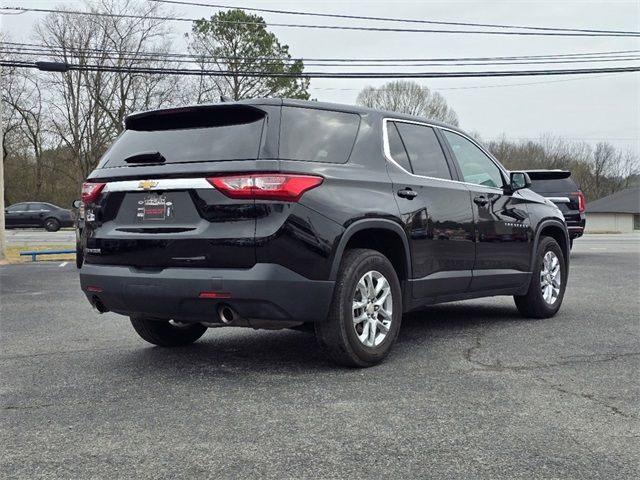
[463, 335, 639, 420]
[3, 403, 56, 411]
[463, 335, 640, 373]
[537, 378, 637, 420]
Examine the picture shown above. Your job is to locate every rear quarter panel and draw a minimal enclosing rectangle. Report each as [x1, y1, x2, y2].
[268, 111, 402, 280]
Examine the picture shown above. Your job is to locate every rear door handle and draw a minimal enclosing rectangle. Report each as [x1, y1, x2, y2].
[473, 195, 488, 206]
[397, 188, 418, 199]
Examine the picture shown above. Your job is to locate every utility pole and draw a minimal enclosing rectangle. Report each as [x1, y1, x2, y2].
[0, 67, 6, 261]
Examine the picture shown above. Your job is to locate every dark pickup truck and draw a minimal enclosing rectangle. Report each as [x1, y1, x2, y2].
[526, 170, 586, 248]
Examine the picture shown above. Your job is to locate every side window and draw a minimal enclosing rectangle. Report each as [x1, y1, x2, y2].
[280, 107, 361, 163]
[386, 122, 412, 172]
[395, 123, 452, 180]
[7, 204, 26, 212]
[443, 131, 504, 189]
[28, 203, 48, 211]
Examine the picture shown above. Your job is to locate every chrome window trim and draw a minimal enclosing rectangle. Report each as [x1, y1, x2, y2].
[382, 117, 507, 192]
[103, 178, 214, 192]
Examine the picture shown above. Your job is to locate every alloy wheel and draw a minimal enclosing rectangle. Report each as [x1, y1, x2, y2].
[540, 251, 562, 305]
[352, 270, 393, 347]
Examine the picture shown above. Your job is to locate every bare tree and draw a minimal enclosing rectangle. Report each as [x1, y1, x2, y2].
[88, 0, 179, 133]
[32, 0, 179, 179]
[593, 142, 640, 195]
[1, 41, 25, 205]
[1, 37, 53, 201]
[35, 10, 112, 180]
[592, 142, 617, 198]
[616, 151, 640, 190]
[3, 69, 48, 197]
[1, 47, 21, 169]
[356, 80, 459, 126]
[486, 135, 639, 201]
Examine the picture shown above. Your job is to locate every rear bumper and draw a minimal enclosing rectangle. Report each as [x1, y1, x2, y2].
[565, 214, 586, 239]
[80, 263, 334, 323]
[567, 225, 584, 238]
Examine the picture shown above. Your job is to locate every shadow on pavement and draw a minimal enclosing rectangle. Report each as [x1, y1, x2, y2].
[95, 301, 522, 374]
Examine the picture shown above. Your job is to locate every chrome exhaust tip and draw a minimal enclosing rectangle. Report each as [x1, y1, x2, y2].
[218, 305, 236, 324]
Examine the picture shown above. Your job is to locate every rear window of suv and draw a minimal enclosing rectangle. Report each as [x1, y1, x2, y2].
[100, 105, 266, 167]
[529, 177, 578, 194]
[279, 107, 360, 163]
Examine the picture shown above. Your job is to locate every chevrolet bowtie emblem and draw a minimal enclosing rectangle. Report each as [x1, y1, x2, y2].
[138, 180, 159, 190]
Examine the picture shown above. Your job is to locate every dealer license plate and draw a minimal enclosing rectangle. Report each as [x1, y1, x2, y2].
[136, 194, 173, 221]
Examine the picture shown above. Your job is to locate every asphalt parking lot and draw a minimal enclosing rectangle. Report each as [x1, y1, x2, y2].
[1, 235, 638, 479]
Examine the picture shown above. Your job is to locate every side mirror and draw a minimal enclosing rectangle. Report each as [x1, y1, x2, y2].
[72, 199, 82, 209]
[509, 172, 531, 192]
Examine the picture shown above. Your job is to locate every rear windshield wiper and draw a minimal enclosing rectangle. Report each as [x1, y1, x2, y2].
[124, 151, 166, 164]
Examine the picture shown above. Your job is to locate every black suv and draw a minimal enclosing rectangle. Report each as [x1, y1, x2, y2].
[79, 99, 569, 367]
[526, 170, 586, 248]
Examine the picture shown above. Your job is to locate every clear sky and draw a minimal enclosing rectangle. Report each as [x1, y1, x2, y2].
[2, 0, 639, 155]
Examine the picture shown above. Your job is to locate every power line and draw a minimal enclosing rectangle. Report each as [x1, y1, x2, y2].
[2, 41, 640, 64]
[2, 6, 640, 37]
[515, 137, 639, 140]
[310, 73, 629, 91]
[148, 0, 640, 37]
[5, 48, 640, 67]
[2, 60, 639, 78]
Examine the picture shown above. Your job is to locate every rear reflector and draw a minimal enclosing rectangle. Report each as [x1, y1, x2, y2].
[199, 292, 232, 299]
[81, 182, 106, 203]
[87, 286, 103, 293]
[207, 174, 323, 202]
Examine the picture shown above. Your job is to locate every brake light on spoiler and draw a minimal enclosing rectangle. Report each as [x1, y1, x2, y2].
[207, 174, 323, 202]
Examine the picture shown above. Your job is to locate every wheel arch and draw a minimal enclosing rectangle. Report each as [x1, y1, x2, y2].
[532, 219, 570, 272]
[329, 219, 412, 283]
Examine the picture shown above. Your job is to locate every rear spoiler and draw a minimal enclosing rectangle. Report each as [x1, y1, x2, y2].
[125, 104, 266, 131]
[524, 170, 571, 180]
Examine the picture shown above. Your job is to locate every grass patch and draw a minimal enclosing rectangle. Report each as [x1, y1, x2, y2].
[4, 244, 76, 264]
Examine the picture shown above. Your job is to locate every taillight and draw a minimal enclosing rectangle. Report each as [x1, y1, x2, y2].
[573, 191, 585, 212]
[207, 174, 323, 202]
[81, 182, 106, 203]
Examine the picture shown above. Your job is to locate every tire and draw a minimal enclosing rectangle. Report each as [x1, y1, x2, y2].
[76, 228, 84, 269]
[315, 248, 402, 367]
[75, 243, 84, 269]
[130, 317, 207, 347]
[44, 218, 60, 232]
[514, 236, 567, 319]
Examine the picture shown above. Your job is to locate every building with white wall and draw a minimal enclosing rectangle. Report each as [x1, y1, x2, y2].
[585, 187, 640, 233]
